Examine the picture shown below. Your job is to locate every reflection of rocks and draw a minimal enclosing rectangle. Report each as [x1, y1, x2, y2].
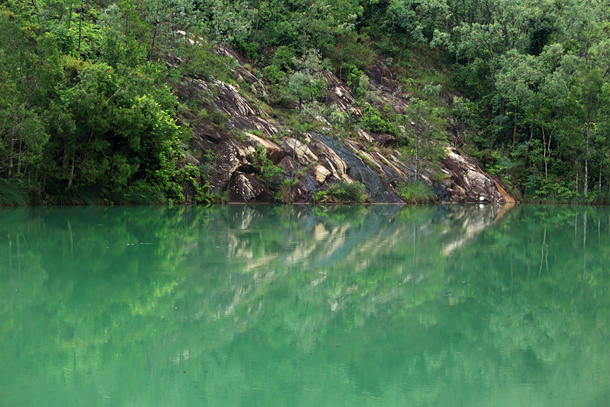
[181, 203, 520, 349]
[441, 204, 515, 255]
[183, 204, 517, 352]
[202, 204, 514, 276]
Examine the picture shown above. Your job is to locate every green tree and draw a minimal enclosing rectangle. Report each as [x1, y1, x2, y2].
[288, 49, 327, 109]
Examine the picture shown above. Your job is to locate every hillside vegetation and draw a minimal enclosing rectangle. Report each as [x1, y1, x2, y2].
[1, 0, 609, 204]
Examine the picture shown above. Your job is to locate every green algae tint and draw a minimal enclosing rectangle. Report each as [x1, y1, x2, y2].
[1, 205, 609, 407]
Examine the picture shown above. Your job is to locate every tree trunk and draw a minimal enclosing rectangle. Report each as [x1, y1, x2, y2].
[31, 0, 39, 15]
[499, 93, 504, 116]
[541, 124, 555, 180]
[584, 127, 590, 196]
[58, 0, 66, 22]
[512, 100, 518, 145]
[302, 6, 310, 59]
[583, 212, 587, 279]
[415, 133, 420, 179]
[584, 158, 588, 196]
[8, 137, 14, 178]
[542, 127, 548, 179]
[16, 138, 23, 176]
[67, 0, 73, 29]
[78, 0, 84, 52]
[68, 153, 76, 190]
[524, 113, 535, 168]
[253, 0, 262, 41]
[488, 26, 496, 96]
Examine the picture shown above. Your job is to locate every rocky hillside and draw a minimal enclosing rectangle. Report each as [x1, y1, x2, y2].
[176, 45, 515, 205]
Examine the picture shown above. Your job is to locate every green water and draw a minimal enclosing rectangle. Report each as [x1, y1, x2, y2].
[1, 205, 609, 407]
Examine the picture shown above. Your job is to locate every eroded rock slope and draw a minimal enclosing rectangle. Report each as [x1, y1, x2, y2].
[176, 46, 515, 204]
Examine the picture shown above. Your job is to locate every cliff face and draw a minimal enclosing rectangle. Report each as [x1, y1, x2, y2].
[176, 46, 515, 204]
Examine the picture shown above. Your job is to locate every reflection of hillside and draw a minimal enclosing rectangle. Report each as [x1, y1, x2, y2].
[2, 205, 610, 407]
[193, 204, 514, 279]
[441, 204, 515, 255]
[198, 204, 513, 269]
[170, 206, 610, 407]
[182, 204, 517, 344]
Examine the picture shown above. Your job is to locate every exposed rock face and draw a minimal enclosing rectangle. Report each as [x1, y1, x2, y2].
[177, 45, 516, 204]
[441, 148, 513, 203]
[316, 135, 403, 203]
[229, 173, 272, 202]
[324, 72, 361, 118]
[207, 140, 254, 193]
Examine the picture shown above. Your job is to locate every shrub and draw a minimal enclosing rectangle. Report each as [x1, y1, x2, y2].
[359, 105, 400, 136]
[0, 180, 28, 206]
[276, 178, 298, 203]
[529, 178, 577, 203]
[210, 110, 229, 126]
[398, 180, 433, 203]
[248, 146, 285, 187]
[263, 64, 287, 85]
[315, 181, 367, 203]
[347, 67, 369, 99]
[236, 41, 259, 60]
[272, 46, 295, 69]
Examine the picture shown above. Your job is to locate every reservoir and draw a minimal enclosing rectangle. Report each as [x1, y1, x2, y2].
[1, 205, 608, 406]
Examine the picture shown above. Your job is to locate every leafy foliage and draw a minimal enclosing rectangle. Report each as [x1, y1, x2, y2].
[248, 146, 286, 187]
[359, 104, 399, 136]
[3, 0, 610, 203]
[314, 181, 367, 203]
[398, 180, 433, 203]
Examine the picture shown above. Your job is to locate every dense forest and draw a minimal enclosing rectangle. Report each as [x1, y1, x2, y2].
[1, 0, 610, 204]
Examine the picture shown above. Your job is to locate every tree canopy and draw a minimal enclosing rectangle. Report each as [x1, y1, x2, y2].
[2, 0, 610, 202]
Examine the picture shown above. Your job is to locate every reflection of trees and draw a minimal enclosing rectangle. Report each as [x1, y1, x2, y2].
[444, 205, 610, 406]
[1, 205, 610, 406]
[179, 205, 457, 347]
[0, 206, 196, 404]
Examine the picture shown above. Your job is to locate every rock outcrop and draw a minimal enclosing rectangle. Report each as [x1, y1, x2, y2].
[175, 44, 516, 204]
[441, 148, 513, 203]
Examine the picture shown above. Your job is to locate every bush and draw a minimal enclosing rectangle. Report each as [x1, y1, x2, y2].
[0, 180, 28, 206]
[121, 184, 167, 204]
[276, 178, 298, 203]
[359, 104, 399, 136]
[210, 110, 229, 126]
[263, 64, 287, 84]
[236, 41, 259, 60]
[347, 67, 369, 99]
[398, 180, 433, 203]
[272, 46, 296, 69]
[248, 146, 285, 187]
[528, 177, 577, 203]
[315, 181, 367, 203]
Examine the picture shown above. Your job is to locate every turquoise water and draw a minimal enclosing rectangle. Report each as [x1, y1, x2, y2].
[1, 205, 609, 406]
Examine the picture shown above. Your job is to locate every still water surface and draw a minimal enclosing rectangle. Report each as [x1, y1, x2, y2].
[1, 204, 609, 406]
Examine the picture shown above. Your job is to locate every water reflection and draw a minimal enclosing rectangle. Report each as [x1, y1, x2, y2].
[1, 205, 609, 406]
